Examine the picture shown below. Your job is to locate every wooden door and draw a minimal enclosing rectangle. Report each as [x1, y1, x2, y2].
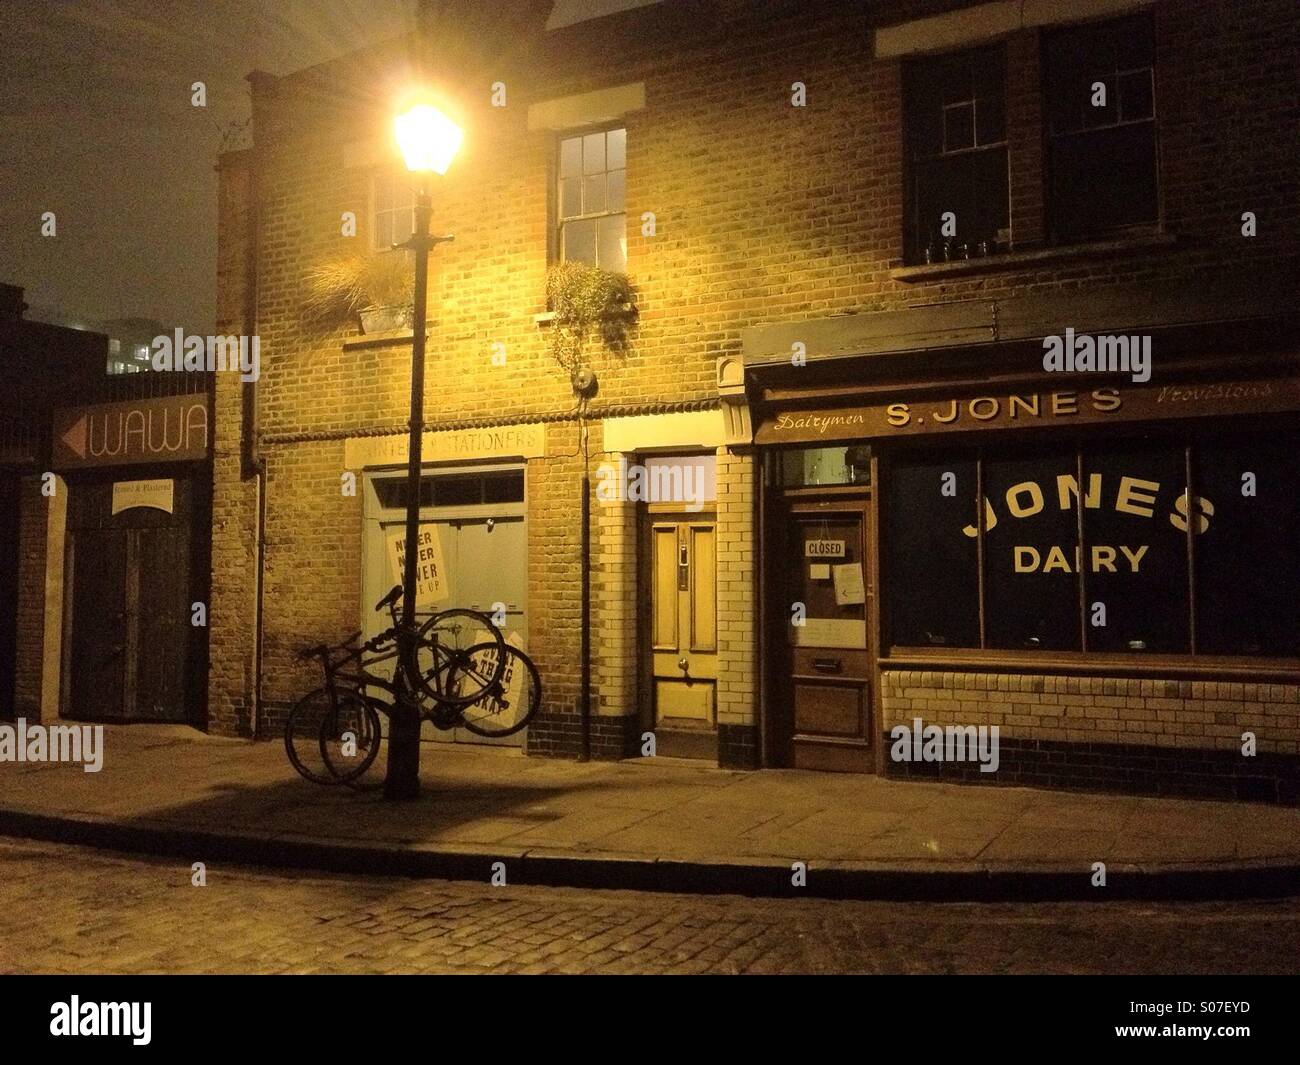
[771, 497, 875, 772]
[65, 479, 196, 723]
[647, 515, 718, 756]
[0, 471, 20, 716]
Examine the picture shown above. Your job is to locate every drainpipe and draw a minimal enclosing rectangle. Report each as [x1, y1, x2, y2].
[579, 421, 592, 762]
[242, 74, 271, 740]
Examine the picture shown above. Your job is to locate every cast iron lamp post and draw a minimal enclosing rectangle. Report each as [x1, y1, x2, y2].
[386, 101, 463, 800]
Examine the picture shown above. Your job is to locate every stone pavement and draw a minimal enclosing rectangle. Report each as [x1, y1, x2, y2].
[1, 725, 1298, 899]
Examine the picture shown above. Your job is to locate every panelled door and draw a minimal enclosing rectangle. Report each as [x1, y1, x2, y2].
[647, 515, 718, 755]
[771, 496, 875, 772]
[64, 478, 197, 723]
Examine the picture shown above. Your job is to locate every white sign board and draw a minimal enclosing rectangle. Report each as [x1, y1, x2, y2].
[806, 539, 846, 559]
[111, 479, 174, 515]
[385, 525, 449, 608]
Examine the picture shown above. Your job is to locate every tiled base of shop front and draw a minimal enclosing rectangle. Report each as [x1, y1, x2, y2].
[882, 670, 1300, 804]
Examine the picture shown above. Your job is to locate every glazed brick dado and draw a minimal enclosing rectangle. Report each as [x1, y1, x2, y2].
[209, 0, 1299, 798]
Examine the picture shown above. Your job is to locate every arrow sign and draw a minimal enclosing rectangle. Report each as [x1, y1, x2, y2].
[59, 414, 87, 459]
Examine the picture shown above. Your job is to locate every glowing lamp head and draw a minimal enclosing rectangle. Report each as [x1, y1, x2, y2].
[395, 103, 463, 175]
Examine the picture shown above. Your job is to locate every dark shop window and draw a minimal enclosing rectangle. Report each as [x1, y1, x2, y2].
[1083, 444, 1189, 654]
[885, 430, 1300, 661]
[1044, 12, 1158, 241]
[903, 43, 1009, 264]
[886, 454, 980, 648]
[1194, 438, 1300, 657]
[982, 449, 1082, 652]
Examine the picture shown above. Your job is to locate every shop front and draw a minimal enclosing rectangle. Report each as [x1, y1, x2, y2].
[741, 293, 1300, 801]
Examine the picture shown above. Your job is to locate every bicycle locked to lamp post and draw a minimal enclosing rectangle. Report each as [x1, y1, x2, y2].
[386, 100, 463, 801]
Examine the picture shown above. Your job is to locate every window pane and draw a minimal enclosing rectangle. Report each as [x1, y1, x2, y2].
[1050, 122, 1156, 237]
[597, 214, 626, 272]
[886, 454, 980, 648]
[1195, 436, 1300, 656]
[560, 176, 582, 219]
[563, 217, 597, 265]
[983, 450, 1082, 652]
[1119, 69, 1153, 122]
[374, 211, 392, 249]
[606, 127, 626, 169]
[374, 176, 392, 212]
[583, 173, 606, 214]
[582, 132, 605, 175]
[607, 168, 626, 211]
[1083, 445, 1190, 654]
[975, 93, 1005, 145]
[560, 136, 582, 178]
[392, 208, 414, 246]
[943, 103, 975, 152]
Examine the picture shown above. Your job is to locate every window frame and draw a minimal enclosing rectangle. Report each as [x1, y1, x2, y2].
[552, 122, 628, 271]
[1041, 10, 1161, 243]
[902, 41, 1011, 265]
[880, 426, 1300, 670]
[370, 169, 418, 252]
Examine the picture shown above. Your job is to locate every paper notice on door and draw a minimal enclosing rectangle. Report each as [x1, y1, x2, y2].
[386, 525, 450, 608]
[832, 563, 866, 606]
[809, 563, 831, 580]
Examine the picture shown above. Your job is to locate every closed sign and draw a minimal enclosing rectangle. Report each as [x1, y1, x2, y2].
[806, 539, 846, 559]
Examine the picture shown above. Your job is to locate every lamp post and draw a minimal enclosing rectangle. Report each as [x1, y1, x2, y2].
[386, 102, 463, 801]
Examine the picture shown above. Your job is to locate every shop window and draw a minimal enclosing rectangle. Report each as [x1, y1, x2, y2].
[1044, 11, 1157, 241]
[885, 431, 1300, 660]
[982, 449, 1082, 652]
[778, 446, 871, 487]
[903, 44, 1008, 264]
[1083, 444, 1189, 654]
[557, 127, 626, 271]
[1194, 438, 1300, 656]
[886, 454, 980, 648]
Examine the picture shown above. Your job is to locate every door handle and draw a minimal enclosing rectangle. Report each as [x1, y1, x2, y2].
[812, 657, 842, 674]
[677, 657, 689, 672]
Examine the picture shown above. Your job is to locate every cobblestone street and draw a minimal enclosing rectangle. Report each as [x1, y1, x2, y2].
[1, 839, 1297, 975]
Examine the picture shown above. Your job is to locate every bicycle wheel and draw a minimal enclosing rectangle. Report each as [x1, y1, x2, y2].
[412, 609, 506, 708]
[452, 642, 542, 738]
[284, 688, 381, 785]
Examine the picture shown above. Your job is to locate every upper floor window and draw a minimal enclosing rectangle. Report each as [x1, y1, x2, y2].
[1044, 12, 1157, 241]
[372, 171, 416, 250]
[903, 44, 1008, 265]
[557, 127, 626, 271]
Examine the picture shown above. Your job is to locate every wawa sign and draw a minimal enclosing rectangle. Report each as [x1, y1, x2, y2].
[53, 395, 209, 470]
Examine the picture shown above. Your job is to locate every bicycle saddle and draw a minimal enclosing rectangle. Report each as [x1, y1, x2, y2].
[375, 584, 403, 612]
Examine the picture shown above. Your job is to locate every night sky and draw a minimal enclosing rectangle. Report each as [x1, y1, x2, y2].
[0, 0, 656, 335]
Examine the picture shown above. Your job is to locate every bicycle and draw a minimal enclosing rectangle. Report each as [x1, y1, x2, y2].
[285, 584, 506, 784]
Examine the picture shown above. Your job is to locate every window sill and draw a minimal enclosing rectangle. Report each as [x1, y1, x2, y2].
[341, 328, 416, 352]
[881, 647, 1300, 681]
[534, 303, 637, 328]
[890, 232, 1178, 283]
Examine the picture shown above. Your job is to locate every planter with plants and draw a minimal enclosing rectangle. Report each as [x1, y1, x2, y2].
[304, 250, 415, 334]
[543, 261, 634, 388]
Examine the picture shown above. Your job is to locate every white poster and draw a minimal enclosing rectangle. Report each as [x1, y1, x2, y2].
[833, 563, 866, 606]
[385, 525, 449, 608]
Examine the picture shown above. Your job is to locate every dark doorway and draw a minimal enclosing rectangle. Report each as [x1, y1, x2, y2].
[64, 477, 207, 723]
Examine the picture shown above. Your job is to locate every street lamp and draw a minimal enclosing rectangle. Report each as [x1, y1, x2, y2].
[386, 100, 462, 801]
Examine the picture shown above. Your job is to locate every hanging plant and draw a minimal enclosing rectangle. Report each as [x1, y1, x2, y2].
[544, 261, 633, 379]
[304, 250, 415, 333]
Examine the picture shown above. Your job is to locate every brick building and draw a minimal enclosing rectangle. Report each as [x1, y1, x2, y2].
[211, 0, 1300, 801]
